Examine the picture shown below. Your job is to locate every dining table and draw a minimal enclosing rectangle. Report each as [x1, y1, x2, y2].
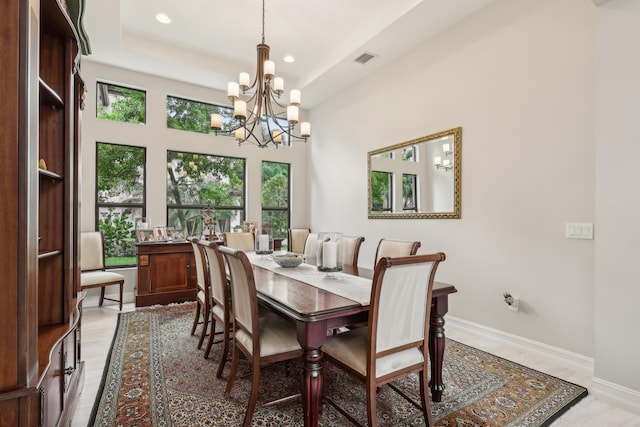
[248, 254, 457, 427]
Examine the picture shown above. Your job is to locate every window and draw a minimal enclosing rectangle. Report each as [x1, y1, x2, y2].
[371, 171, 393, 213]
[402, 146, 417, 162]
[96, 142, 146, 266]
[261, 161, 290, 238]
[166, 95, 237, 134]
[403, 174, 417, 211]
[96, 82, 146, 124]
[166, 150, 246, 236]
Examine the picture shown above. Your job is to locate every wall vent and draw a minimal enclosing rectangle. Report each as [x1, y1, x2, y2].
[354, 52, 377, 65]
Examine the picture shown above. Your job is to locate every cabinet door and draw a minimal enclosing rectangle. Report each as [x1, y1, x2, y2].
[40, 343, 63, 427]
[150, 252, 192, 292]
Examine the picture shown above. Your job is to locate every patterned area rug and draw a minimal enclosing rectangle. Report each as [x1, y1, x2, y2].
[89, 302, 587, 426]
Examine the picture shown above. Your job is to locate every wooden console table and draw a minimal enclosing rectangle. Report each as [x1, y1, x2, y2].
[135, 241, 197, 306]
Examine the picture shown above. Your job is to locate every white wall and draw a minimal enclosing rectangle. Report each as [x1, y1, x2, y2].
[593, 0, 640, 402]
[310, 0, 596, 358]
[79, 60, 311, 301]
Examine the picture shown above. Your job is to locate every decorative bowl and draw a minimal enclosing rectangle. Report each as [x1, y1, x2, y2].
[271, 253, 304, 268]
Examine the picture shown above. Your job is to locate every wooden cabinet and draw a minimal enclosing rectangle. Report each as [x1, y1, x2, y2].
[0, 0, 88, 425]
[136, 242, 198, 307]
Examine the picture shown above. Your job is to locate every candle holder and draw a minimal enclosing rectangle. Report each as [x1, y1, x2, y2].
[316, 232, 343, 278]
[255, 223, 274, 256]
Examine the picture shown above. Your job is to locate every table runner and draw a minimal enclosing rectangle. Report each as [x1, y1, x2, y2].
[248, 252, 372, 305]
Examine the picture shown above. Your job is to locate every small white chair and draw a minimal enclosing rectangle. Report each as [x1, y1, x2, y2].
[322, 253, 446, 426]
[80, 231, 124, 311]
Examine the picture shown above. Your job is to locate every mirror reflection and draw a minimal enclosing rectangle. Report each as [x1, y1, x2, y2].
[368, 127, 461, 219]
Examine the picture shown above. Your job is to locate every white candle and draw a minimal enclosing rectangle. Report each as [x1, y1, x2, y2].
[234, 100, 246, 118]
[290, 89, 301, 105]
[235, 127, 246, 140]
[443, 143, 450, 153]
[273, 130, 283, 143]
[227, 82, 239, 99]
[443, 159, 451, 167]
[300, 122, 311, 137]
[210, 113, 222, 129]
[264, 60, 275, 76]
[273, 77, 284, 92]
[259, 234, 269, 251]
[239, 72, 250, 88]
[323, 241, 337, 268]
[434, 156, 441, 165]
[287, 105, 299, 122]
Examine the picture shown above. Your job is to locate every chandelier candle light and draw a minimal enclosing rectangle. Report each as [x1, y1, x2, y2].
[210, 0, 311, 148]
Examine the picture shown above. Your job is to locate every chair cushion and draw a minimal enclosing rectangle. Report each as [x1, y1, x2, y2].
[212, 304, 226, 321]
[235, 311, 301, 357]
[80, 271, 124, 287]
[323, 328, 424, 378]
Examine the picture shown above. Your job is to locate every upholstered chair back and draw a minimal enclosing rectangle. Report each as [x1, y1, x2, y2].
[220, 246, 258, 356]
[288, 228, 310, 254]
[342, 236, 365, 266]
[202, 242, 228, 312]
[303, 233, 318, 258]
[80, 231, 105, 271]
[224, 232, 255, 252]
[373, 239, 421, 267]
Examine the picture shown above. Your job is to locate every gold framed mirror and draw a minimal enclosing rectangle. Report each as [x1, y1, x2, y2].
[368, 127, 461, 219]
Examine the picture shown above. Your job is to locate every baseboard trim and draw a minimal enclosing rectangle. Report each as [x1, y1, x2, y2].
[445, 316, 594, 378]
[591, 377, 640, 415]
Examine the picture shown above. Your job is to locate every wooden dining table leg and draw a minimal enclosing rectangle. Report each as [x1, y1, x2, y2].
[429, 294, 449, 402]
[297, 321, 327, 427]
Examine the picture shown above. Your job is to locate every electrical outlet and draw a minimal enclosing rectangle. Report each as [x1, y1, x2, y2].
[508, 297, 519, 312]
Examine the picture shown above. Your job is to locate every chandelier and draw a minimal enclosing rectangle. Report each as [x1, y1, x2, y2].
[210, 0, 310, 148]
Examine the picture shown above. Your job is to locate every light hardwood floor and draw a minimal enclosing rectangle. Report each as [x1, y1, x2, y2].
[72, 303, 640, 426]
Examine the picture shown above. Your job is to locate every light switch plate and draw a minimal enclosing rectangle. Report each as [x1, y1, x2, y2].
[565, 223, 594, 239]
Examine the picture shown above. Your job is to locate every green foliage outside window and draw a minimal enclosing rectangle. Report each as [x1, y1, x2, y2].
[167, 150, 245, 234]
[166, 96, 237, 134]
[371, 171, 392, 213]
[261, 161, 290, 238]
[96, 143, 146, 266]
[97, 82, 146, 124]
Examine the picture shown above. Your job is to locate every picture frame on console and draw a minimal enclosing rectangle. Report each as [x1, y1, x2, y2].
[154, 226, 167, 242]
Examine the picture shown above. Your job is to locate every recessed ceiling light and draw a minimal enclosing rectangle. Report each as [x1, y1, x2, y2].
[283, 55, 295, 63]
[156, 13, 171, 24]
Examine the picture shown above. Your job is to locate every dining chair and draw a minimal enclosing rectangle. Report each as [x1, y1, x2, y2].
[223, 232, 255, 251]
[373, 238, 421, 267]
[189, 238, 211, 350]
[219, 245, 302, 427]
[200, 240, 233, 378]
[80, 231, 124, 311]
[342, 235, 365, 266]
[303, 232, 318, 258]
[322, 253, 446, 427]
[287, 227, 310, 254]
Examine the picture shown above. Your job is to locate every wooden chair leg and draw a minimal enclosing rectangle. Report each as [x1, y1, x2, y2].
[224, 344, 240, 397]
[216, 324, 230, 379]
[197, 305, 209, 349]
[420, 370, 434, 426]
[243, 361, 261, 427]
[118, 281, 123, 311]
[99, 287, 105, 307]
[204, 316, 216, 359]
[366, 381, 378, 427]
[191, 303, 201, 336]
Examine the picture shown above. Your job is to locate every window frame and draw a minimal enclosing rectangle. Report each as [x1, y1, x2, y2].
[96, 81, 147, 124]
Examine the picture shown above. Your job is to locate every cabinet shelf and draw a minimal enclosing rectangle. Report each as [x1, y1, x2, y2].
[39, 78, 64, 109]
